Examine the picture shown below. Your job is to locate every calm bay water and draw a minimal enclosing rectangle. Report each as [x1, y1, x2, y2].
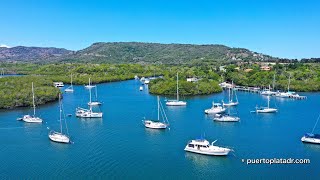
[1, 79, 320, 179]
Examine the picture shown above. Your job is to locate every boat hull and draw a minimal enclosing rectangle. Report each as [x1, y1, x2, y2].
[49, 132, 70, 144]
[22, 115, 43, 123]
[88, 102, 102, 106]
[184, 147, 230, 156]
[256, 108, 277, 113]
[214, 116, 240, 122]
[166, 101, 187, 106]
[143, 120, 167, 129]
[301, 136, 320, 144]
[223, 102, 239, 107]
[204, 108, 226, 114]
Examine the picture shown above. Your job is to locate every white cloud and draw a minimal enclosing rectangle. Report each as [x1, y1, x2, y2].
[0, 44, 10, 48]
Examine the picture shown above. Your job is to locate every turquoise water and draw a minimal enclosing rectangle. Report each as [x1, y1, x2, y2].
[1, 79, 319, 179]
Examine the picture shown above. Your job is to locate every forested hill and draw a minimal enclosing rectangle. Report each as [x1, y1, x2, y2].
[0, 46, 73, 62]
[70, 42, 276, 64]
[0, 42, 280, 64]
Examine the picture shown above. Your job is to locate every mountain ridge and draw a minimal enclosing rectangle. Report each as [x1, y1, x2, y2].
[0, 42, 284, 64]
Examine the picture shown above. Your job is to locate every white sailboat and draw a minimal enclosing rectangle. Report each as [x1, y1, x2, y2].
[301, 114, 320, 144]
[261, 74, 277, 96]
[65, 74, 74, 93]
[85, 78, 96, 89]
[214, 107, 240, 122]
[49, 94, 70, 144]
[18, 82, 43, 123]
[275, 74, 299, 98]
[222, 81, 238, 106]
[76, 80, 103, 118]
[251, 96, 277, 113]
[76, 106, 103, 118]
[88, 85, 102, 106]
[166, 72, 187, 106]
[139, 86, 144, 91]
[204, 101, 226, 114]
[184, 139, 231, 156]
[143, 96, 169, 129]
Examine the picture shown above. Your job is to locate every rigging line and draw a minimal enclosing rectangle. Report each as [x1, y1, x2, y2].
[311, 113, 320, 133]
[160, 102, 169, 124]
[62, 103, 69, 135]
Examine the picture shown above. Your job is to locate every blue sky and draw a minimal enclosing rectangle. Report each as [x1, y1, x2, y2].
[0, 0, 319, 59]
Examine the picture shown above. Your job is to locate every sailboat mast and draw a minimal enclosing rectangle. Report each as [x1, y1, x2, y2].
[267, 96, 270, 108]
[59, 94, 63, 133]
[176, 72, 179, 101]
[288, 75, 291, 92]
[32, 82, 36, 116]
[71, 74, 73, 87]
[89, 85, 92, 103]
[157, 96, 160, 121]
[95, 86, 98, 100]
[272, 74, 275, 90]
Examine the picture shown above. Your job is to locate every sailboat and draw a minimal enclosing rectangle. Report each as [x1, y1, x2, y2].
[85, 78, 96, 89]
[276, 74, 299, 98]
[251, 95, 277, 113]
[88, 85, 102, 106]
[65, 74, 74, 93]
[143, 96, 169, 129]
[166, 72, 187, 106]
[204, 101, 226, 114]
[301, 113, 320, 144]
[76, 85, 103, 118]
[214, 106, 240, 122]
[261, 74, 277, 96]
[222, 81, 238, 106]
[49, 94, 70, 144]
[18, 82, 43, 123]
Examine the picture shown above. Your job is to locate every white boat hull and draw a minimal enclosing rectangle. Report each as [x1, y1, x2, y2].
[76, 112, 103, 118]
[214, 115, 240, 122]
[223, 102, 239, 107]
[205, 108, 226, 114]
[301, 135, 320, 144]
[184, 146, 230, 156]
[143, 120, 167, 129]
[22, 115, 43, 123]
[88, 102, 102, 106]
[76, 108, 103, 118]
[85, 85, 96, 89]
[166, 101, 187, 106]
[49, 131, 70, 143]
[256, 108, 277, 113]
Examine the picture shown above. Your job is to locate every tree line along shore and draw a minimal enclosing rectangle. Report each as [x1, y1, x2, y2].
[0, 62, 319, 109]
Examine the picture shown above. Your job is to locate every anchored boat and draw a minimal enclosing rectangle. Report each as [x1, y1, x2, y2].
[184, 139, 231, 156]
[49, 94, 70, 144]
[18, 82, 43, 123]
[166, 72, 187, 106]
[65, 74, 74, 93]
[222, 81, 239, 107]
[204, 102, 226, 114]
[143, 96, 169, 129]
[251, 96, 277, 113]
[301, 114, 320, 144]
